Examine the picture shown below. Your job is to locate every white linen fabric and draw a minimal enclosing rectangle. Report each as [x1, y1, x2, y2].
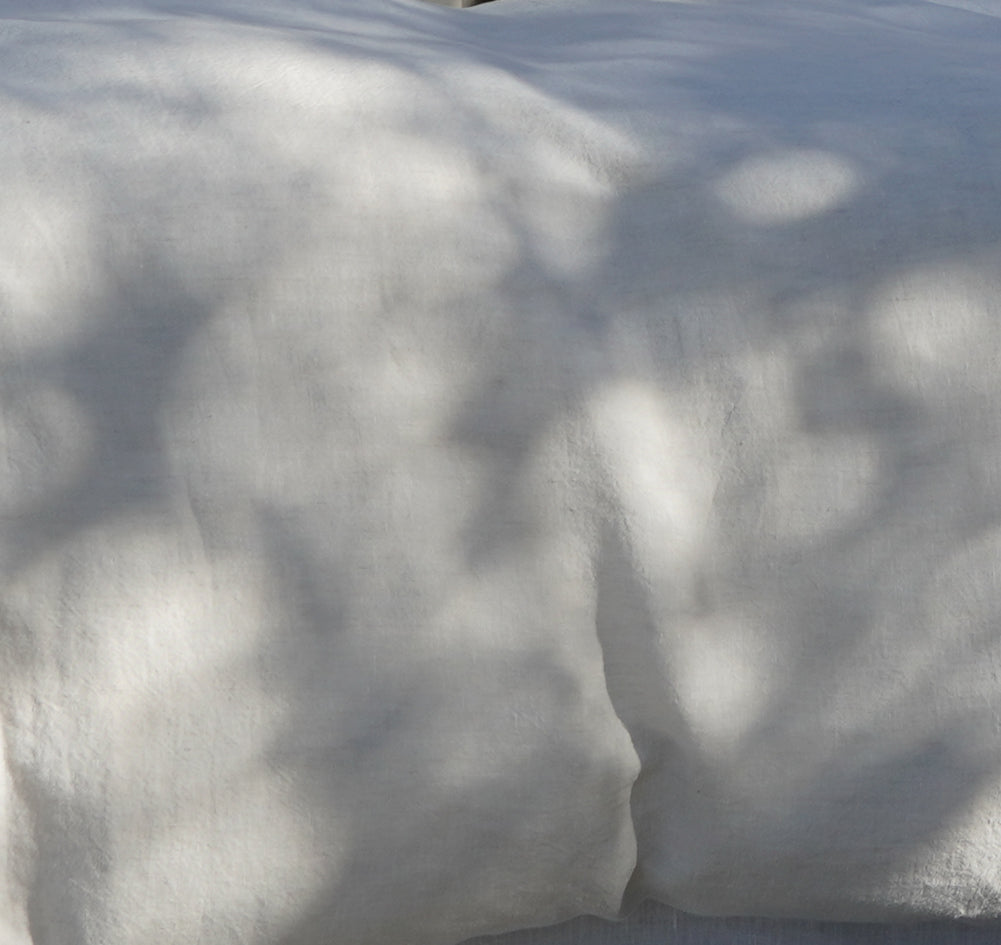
[1, 1, 1001, 943]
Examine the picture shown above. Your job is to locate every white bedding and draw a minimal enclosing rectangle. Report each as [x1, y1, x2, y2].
[2, 1, 1001, 943]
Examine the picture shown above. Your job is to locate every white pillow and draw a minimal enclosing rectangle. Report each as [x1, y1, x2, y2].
[2, 1, 1001, 943]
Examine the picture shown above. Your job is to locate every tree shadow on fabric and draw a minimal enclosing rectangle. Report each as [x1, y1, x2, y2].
[3, 2, 1001, 945]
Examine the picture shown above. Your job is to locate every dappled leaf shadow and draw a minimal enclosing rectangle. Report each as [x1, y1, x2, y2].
[3, 2, 1001, 944]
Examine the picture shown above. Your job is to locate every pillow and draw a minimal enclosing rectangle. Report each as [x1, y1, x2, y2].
[1, 1, 1001, 943]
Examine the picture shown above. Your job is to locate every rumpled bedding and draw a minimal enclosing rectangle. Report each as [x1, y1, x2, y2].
[2, 1, 1001, 943]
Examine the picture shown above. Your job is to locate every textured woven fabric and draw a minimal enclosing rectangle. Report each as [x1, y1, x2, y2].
[2, 1, 1001, 943]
